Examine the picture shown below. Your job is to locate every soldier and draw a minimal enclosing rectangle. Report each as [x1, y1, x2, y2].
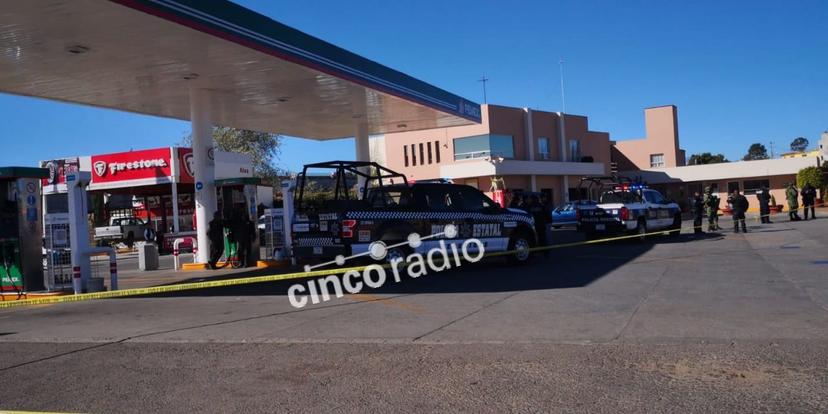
[731, 190, 749, 233]
[703, 187, 721, 232]
[757, 186, 772, 224]
[691, 191, 704, 234]
[786, 183, 801, 221]
[801, 183, 817, 220]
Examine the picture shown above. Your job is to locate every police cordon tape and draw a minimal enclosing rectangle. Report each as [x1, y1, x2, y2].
[0, 215, 811, 310]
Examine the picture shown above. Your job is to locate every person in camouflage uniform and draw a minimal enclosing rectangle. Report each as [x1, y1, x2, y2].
[703, 187, 721, 232]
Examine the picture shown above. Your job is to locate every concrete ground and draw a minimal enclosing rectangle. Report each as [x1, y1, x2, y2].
[1, 215, 827, 413]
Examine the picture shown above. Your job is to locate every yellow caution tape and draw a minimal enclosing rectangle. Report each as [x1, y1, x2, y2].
[0, 215, 792, 310]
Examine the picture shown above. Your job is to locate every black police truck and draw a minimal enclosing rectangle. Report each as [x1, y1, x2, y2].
[291, 161, 536, 264]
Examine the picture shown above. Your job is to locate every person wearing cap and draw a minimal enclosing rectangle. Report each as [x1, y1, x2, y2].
[730, 190, 749, 233]
[801, 183, 817, 220]
[703, 187, 721, 232]
[691, 191, 704, 234]
[757, 186, 772, 224]
[786, 183, 801, 221]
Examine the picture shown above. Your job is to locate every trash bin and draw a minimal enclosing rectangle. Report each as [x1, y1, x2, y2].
[138, 242, 159, 271]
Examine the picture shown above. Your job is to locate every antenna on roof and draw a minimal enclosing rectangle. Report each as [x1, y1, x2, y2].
[559, 59, 566, 114]
[478, 74, 489, 104]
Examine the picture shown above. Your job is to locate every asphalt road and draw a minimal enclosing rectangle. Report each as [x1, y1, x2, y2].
[2, 217, 828, 413]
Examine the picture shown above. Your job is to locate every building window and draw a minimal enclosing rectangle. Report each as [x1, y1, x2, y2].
[569, 139, 581, 162]
[427, 142, 433, 164]
[411, 144, 417, 166]
[538, 137, 550, 160]
[419, 143, 425, 165]
[404, 145, 409, 167]
[453, 134, 515, 160]
[743, 179, 770, 195]
[649, 153, 665, 168]
[434, 140, 441, 163]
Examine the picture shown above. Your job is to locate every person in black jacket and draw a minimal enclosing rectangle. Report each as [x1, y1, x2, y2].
[731, 190, 749, 233]
[207, 212, 225, 269]
[757, 187, 772, 224]
[691, 191, 704, 234]
[801, 183, 817, 220]
[525, 194, 549, 258]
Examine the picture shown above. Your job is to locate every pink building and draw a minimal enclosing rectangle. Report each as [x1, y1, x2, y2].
[611, 105, 686, 170]
[370, 104, 610, 205]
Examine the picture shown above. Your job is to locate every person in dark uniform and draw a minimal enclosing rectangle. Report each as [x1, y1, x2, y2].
[234, 212, 254, 267]
[757, 186, 772, 224]
[731, 190, 749, 233]
[207, 211, 224, 269]
[691, 191, 704, 234]
[509, 193, 525, 210]
[801, 183, 817, 220]
[525, 194, 549, 258]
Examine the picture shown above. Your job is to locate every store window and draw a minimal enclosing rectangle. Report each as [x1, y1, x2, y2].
[411, 144, 417, 166]
[649, 153, 665, 168]
[453, 134, 514, 160]
[538, 137, 550, 160]
[434, 140, 441, 163]
[404, 145, 409, 167]
[427, 141, 433, 164]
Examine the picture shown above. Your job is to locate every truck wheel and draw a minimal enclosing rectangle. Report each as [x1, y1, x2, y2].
[507, 231, 533, 264]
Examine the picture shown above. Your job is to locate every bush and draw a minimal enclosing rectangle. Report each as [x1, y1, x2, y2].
[796, 166, 826, 197]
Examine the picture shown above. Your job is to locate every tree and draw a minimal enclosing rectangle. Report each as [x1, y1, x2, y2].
[742, 143, 769, 161]
[182, 127, 282, 183]
[687, 152, 729, 165]
[790, 137, 809, 152]
[796, 166, 825, 194]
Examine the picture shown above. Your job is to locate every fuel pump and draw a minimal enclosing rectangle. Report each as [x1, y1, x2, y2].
[0, 166, 48, 295]
[215, 177, 261, 267]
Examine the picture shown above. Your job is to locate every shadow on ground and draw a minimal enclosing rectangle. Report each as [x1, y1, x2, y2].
[133, 229, 722, 299]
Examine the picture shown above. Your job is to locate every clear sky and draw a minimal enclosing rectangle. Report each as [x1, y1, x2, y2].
[1, 0, 826, 171]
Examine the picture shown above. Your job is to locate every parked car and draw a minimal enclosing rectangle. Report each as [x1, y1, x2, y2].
[551, 203, 579, 228]
[94, 216, 148, 247]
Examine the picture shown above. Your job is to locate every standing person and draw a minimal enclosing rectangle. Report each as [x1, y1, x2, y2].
[691, 191, 704, 234]
[207, 212, 224, 269]
[757, 186, 772, 224]
[234, 211, 253, 267]
[786, 183, 801, 221]
[731, 190, 749, 233]
[801, 183, 817, 220]
[525, 194, 550, 258]
[703, 187, 721, 231]
[509, 193, 525, 210]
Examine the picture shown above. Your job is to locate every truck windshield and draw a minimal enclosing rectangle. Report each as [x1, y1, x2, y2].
[600, 191, 641, 204]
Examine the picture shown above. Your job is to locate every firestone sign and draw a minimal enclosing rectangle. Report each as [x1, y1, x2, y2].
[90, 148, 174, 184]
[93, 158, 167, 177]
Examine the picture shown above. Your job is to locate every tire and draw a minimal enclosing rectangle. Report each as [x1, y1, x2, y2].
[507, 230, 533, 265]
[383, 244, 410, 265]
[668, 215, 682, 236]
[635, 219, 648, 242]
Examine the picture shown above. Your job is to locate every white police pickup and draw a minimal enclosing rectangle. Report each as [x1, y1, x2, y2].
[577, 184, 682, 240]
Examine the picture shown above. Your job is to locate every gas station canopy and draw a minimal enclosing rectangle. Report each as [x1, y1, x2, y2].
[0, 0, 481, 139]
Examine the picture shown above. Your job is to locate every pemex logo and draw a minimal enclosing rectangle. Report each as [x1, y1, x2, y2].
[183, 153, 195, 178]
[93, 161, 107, 177]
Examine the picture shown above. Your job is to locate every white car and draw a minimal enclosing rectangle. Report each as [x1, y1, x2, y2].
[578, 184, 682, 240]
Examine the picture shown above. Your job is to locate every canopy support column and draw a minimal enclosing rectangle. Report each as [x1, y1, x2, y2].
[190, 89, 216, 264]
[354, 123, 370, 198]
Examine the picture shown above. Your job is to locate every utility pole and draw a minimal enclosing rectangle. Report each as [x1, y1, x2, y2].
[478, 74, 489, 104]
[769, 141, 775, 159]
[559, 59, 566, 113]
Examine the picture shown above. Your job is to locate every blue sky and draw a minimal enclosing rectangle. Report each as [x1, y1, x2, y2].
[1, 0, 826, 171]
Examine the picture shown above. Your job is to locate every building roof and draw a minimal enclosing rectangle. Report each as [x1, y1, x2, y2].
[625, 156, 821, 184]
[0, 0, 480, 139]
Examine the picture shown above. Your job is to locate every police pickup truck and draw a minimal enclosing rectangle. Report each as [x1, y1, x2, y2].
[576, 177, 682, 240]
[291, 161, 537, 264]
